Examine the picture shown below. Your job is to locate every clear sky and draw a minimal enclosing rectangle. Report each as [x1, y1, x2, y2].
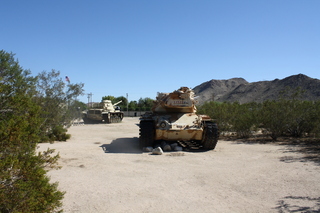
[2, 0, 319, 103]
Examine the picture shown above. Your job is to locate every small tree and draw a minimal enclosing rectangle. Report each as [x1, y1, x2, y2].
[128, 100, 138, 111]
[138, 97, 154, 111]
[114, 96, 128, 110]
[0, 50, 64, 212]
[36, 70, 84, 142]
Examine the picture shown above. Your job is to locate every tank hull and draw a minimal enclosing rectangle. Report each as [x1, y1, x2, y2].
[153, 113, 203, 141]
[82, 110, 124, 123]
[155, 129, 203, 141]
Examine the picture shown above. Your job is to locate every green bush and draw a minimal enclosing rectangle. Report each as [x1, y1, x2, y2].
[198, 98, 320, 140]
[48, 125, 71, 142]
[258, 100, 289, 140]
[0, 50, 65, 212]
[36, 70, 84, 142]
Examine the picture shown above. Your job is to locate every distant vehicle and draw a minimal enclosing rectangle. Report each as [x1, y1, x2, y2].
[82, 100, 124, 123]
[139, 87, 219, 150]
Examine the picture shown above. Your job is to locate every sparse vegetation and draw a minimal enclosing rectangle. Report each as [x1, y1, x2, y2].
[35, 69, 84, 142]
[198, 97, 320, 141]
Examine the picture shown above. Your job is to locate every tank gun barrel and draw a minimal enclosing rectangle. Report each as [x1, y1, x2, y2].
[113, 100, 122, 106]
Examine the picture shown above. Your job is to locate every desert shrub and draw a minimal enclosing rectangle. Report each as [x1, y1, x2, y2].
[258, 100, 289, 140]
[285, 100, 316, 137]
[48, 125, 71, 142]
[310, 101, 320, 137]
[198, 101, 231, 132]
[230, 102, 260, 138]
[258, 99, 320, 140]
[199, 98, 320, 140]
[198, 101, 259, 138]
[35, 70, 84, 142]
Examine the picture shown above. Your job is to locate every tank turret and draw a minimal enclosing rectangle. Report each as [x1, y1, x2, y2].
[152, 87, 196, 113]
[100, 100, 122, 112]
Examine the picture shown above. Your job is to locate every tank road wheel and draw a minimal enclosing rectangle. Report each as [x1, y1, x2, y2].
[102, 114, 110, 123]
[115, 114, 122, 123]
[108, 113, 122, 123]
[114, 114, 120, 123]
[139, 121, 155, 149]
[119, 113, 124, 122]
[202, 122, 219, 150]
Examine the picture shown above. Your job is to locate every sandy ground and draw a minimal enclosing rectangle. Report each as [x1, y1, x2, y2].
[38, 117, 320, 213]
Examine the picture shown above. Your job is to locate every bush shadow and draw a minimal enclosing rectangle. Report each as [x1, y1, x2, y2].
[228, 136, 320, 166]
[278, 139, 320, 166]
[274, 196, 320, 212]
[100, 137, 142, 154]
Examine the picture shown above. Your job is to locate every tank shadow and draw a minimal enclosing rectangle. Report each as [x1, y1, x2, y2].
[181, 146, 212, 153]
[100, 137, 142, 154]
[173, 141, 213, 153]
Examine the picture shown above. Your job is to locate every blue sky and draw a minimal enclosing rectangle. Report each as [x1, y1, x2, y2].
[2, 0, 319, 103]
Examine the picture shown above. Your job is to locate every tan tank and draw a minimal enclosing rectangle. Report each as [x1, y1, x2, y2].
[82, 100, 124, 123]
[139, 87, 219, 150]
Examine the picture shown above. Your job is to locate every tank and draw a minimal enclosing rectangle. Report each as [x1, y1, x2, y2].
[139, 87, 219, 150]
[82, 100, 124, 123]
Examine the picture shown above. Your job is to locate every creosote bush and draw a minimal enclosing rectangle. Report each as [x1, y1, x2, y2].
[198, 98, 320, 141]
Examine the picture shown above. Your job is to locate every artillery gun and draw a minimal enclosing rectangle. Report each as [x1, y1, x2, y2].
[82, 100, 124, 123]
[139, 87, 219, 150]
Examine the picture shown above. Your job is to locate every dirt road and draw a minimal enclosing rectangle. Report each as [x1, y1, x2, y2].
[38, 117, 320, 213]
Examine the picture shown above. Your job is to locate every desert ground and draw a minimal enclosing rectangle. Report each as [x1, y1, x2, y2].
[38, 117, 320, 213]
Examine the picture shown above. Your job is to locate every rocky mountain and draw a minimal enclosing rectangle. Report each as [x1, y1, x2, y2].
[193, 74, 320, 104]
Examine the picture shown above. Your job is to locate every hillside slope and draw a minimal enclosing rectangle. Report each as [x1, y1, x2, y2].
[193, 74, 320, 104]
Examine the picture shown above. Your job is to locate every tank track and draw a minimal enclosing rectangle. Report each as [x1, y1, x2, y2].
[102, 112, 124, 123]
[201, 122, 219, 150]
[178, 141, 205, 151]
[178, 122, 219, 151]
[109, 112, 124, 123]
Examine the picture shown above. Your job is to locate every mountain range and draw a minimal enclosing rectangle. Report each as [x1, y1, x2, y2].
[193, 74, 320, 104]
